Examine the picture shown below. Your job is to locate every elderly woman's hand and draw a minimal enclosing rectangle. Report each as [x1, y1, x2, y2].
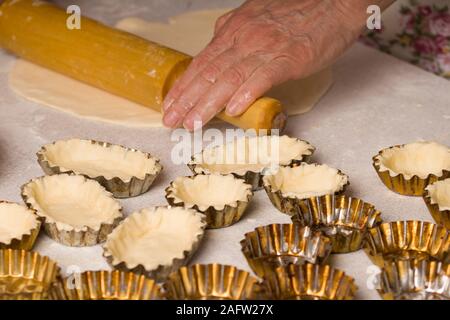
[163, 0, 392, 131]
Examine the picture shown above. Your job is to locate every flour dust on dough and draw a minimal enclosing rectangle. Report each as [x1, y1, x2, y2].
[9, 9, 332, 128]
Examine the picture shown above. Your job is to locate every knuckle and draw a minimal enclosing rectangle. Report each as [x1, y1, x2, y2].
[225, 66, 245, 87]
[199, 62, 222, 83]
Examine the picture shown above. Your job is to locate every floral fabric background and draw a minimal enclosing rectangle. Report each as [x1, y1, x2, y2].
[361, 0, 450, 79]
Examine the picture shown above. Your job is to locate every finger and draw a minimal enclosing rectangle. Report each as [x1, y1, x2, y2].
[162, 47, 244, 128]
[162, 37, 230, 112]
[182, 55, 267, 131]
[225, 57, 293, 116]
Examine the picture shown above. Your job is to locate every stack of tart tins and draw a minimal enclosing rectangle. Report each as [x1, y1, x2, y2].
[367, 140, 450, 300]
[49, 270, 163, 300]
[0, 249, 59, 300]
[258, 137, 382, 254]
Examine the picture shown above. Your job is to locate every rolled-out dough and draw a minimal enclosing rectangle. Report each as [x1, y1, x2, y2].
[9, 9, 333, 128]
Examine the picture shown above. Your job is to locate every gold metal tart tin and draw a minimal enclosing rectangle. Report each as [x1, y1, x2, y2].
[262, 263, 357, 300]
[37, 139, 163, 198]
[163, 264, 263, 300]
[378, 258, 450, 300]
[49, 270, 163, 300]
[165, 177, 254, 229]
[264, 173, 349, 216]
[240, 224, 332, 278]
[0, 201, 41, 251]
[364, 221, 450, 267]
[291, 194, 382, 253]
[0, 249, 59, 300]
[21, 181, 124, 247]
[423, 187, 450, 229]
[372, 145, 450, 197]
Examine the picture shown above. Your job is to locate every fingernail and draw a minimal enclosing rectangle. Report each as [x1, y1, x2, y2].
[226, 103, 240, 116]
[163, 111, 181, 128]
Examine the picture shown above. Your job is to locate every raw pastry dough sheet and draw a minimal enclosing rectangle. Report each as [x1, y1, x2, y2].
[8, 9, 333, 128]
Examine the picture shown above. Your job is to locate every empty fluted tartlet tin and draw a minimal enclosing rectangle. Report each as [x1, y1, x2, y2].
[103, 206, 206, 282]
[49, 270, 163, 300]
[21, 174, 123, 247]
[378, 258, 450, 300]
[290, 194, 382, 253]
[262, 263, 357, 300]
[364, 221, 450, 267]
[188, 135, 315, 191]
[240, 224, 332, 278]
[165, 174, 253, 228]
[0, 249, 59, 300]
[372, 141, 450, 196]
[0, 201, 41, 250]
[423, 179, 450, 229]
[263, 163, 349, 215]
[37, 139, 163, 198]
[164, 264, 263, 300]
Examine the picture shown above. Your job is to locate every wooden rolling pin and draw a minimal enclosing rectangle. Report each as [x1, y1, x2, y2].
[0, 0, 286, 132]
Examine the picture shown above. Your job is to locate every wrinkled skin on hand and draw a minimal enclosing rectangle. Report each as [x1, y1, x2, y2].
[162, 0, 386, 131]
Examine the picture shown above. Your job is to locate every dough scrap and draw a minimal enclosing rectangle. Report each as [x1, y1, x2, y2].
[9, 9, 332, 128]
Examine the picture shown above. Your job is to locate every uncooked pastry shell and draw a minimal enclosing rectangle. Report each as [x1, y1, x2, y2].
[21, 174, 123, 247]
[0, 201, 41, 250]
[373, 141, 450, 196]
[103, 206, 206, 282]
[37, 139, 163, 198]
[423, 178, 450, 229]
[165, 174, 253, 228]
[188, 135, 315, 191]
[263, 163, 349, 215]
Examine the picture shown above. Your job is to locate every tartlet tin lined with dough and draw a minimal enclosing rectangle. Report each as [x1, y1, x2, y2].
[165, 174, 254, 229]
[262, 263, 357, 300]
[187, 136, 315, 191]
[290, 194, 382, 253]
[0, 249, 60, 300]
[163, 264, 264, 300]
[0, 201, 41, 250]
[240, 224, 332, 278]
[103, 206, 207, 282]
[423, 179, 450, 229]
[372, 142, 450, 196]
[21, 174, 124, 247]
[37, 139, 163, 198]
[378, 258, 450, 300]
[263, 164, 349, 215]
[49, 270, 163, 300]
[364, 220, 450, 267]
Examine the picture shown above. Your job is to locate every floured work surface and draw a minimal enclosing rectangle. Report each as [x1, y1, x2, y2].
[0, 0, 449, 300]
